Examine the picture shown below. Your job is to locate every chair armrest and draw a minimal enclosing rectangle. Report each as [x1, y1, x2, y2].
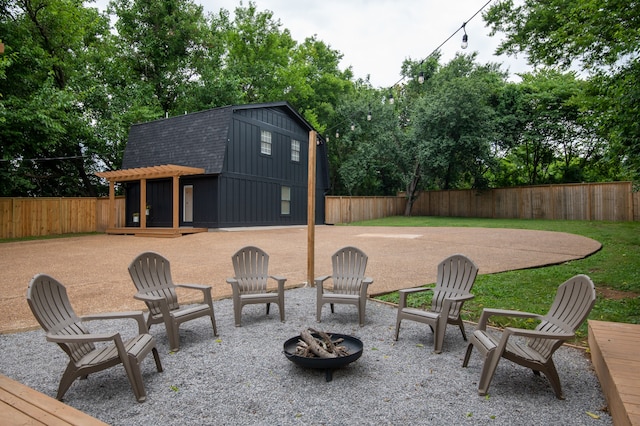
[504, 327, 574, 341]
[176, 283, 211, 292]
[398, 285, 434, 308]
[445, 293, 474, 303]
[477, 308, 543, 331]
[270, 275, 287, 291]
[133, 292, 173, 321]
[134, 292, 164, 302]
[314, 275, 331, 287]
[81, 311, 148, 334]
[360, 277, 374, 297]
[491, 326, 575, 358]
[399, 286, 434, 295]
[176, 283, 213, 305]
[225, 277, 241, 299]
[81, 311, 144, 321]
[440, 293, 474, 317]
[363, 277, 373, 288]
[46, 331, 120, 345]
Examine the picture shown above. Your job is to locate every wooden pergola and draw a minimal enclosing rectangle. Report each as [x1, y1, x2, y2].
[96, 164, 205, 237]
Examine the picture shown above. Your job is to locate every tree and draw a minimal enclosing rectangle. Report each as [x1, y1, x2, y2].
[327, 79, 403, 196]
[484, 0, 640, 179]
[496, 70, 605, 185]
[484, 0, 638, 70]
[218, 1, 296, 104]
[0, 0, 111, 196]
[109, 0, 215, 116]
[284, 35, 353, 133]
[405, 54, 505, 213]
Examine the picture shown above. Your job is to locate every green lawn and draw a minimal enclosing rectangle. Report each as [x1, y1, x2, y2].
[348, 216, 640, 345]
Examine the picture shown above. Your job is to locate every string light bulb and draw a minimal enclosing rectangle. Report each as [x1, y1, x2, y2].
[461, 23, 468, 49]
[320, 0, 493, 139]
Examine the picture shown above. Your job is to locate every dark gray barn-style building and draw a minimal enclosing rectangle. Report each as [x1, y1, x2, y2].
[98, 102, 329, 234]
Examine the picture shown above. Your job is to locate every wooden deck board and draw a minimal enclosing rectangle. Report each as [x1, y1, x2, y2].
[589, 320, 640, 426]
[0, 374, 107, 426]
[106, 227, 208, 237]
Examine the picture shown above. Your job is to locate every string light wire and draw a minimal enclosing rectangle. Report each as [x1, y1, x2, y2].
[325, 0, 495, 137]
[390, 0, 494, 89]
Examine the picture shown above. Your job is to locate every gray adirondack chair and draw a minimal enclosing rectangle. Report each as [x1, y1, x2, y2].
[226, 246, 286, 327]
[394, 254, 479, 353]
[128, 251, 218, 352]
[462, 274, 596, 399]
[26, 274, 163, 403]
[316, 246, 373, 327]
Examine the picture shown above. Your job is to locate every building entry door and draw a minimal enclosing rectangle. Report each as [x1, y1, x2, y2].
[183, 185, 193, 223]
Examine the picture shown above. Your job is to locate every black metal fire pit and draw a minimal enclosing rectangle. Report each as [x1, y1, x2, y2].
[283, 333, 363, 382]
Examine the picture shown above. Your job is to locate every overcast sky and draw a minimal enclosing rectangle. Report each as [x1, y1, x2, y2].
[94, 0, 532, 87]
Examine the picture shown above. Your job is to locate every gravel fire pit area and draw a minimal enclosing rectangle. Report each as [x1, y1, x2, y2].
[1, 286, 611, 425]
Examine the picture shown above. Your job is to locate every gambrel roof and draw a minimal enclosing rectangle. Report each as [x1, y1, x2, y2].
[122, 106, 232, 174]
[121, 101, 320, 175]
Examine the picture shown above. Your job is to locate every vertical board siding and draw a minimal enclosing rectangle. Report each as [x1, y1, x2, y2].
[220, 108, 312, 228]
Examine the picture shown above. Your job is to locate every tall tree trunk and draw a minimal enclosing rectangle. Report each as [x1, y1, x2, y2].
[75, 146, 97, 197]
[404, 161, 421, 216]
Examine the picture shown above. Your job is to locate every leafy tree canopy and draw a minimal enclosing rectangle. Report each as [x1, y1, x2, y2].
[484, 0, 640, 71]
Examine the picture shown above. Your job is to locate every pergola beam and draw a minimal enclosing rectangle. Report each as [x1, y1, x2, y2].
[96, 164, 205, 231]
[96, 164, 205, 182]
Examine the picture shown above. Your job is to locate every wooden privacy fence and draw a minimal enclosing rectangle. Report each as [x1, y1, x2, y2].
[1, 182, 638, 238]
[326, 182, 639, 224]
[0, 197, 125, 239]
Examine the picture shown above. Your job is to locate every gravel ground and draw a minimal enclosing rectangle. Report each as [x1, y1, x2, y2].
[1, 287, 611, 425]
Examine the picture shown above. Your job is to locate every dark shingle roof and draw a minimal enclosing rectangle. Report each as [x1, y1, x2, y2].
[121, 102, 322, 175]
[122, 106, 233, 174]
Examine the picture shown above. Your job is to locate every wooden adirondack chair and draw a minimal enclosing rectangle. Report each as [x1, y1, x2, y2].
[394, 254, 479, 353]
[226, 246, 286, 327]
[462, 274, 596, 399]
[315, 246, 374, 327]
[26, 274, 163, 403]
[128, 251, 218, 352]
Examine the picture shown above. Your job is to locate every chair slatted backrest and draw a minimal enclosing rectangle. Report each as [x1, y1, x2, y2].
[529, 274, 596, 358]
[129, 252, 180, 316]
[331, 246, 368, 294]
[27, 274, 95, 362]
[231, 246, 269, 294]
[431, 254, 479, 316]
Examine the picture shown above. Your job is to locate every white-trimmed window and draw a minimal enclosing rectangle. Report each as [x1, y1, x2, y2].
[261, 130, 272, 155]
[281, 186, 291, 215]
[291, 139, 301, 162]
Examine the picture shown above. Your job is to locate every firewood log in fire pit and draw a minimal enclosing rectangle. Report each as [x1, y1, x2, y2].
[295, 329, 350, 358]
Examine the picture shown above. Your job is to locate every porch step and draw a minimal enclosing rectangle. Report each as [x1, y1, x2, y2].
[105, 227, 208, 238]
